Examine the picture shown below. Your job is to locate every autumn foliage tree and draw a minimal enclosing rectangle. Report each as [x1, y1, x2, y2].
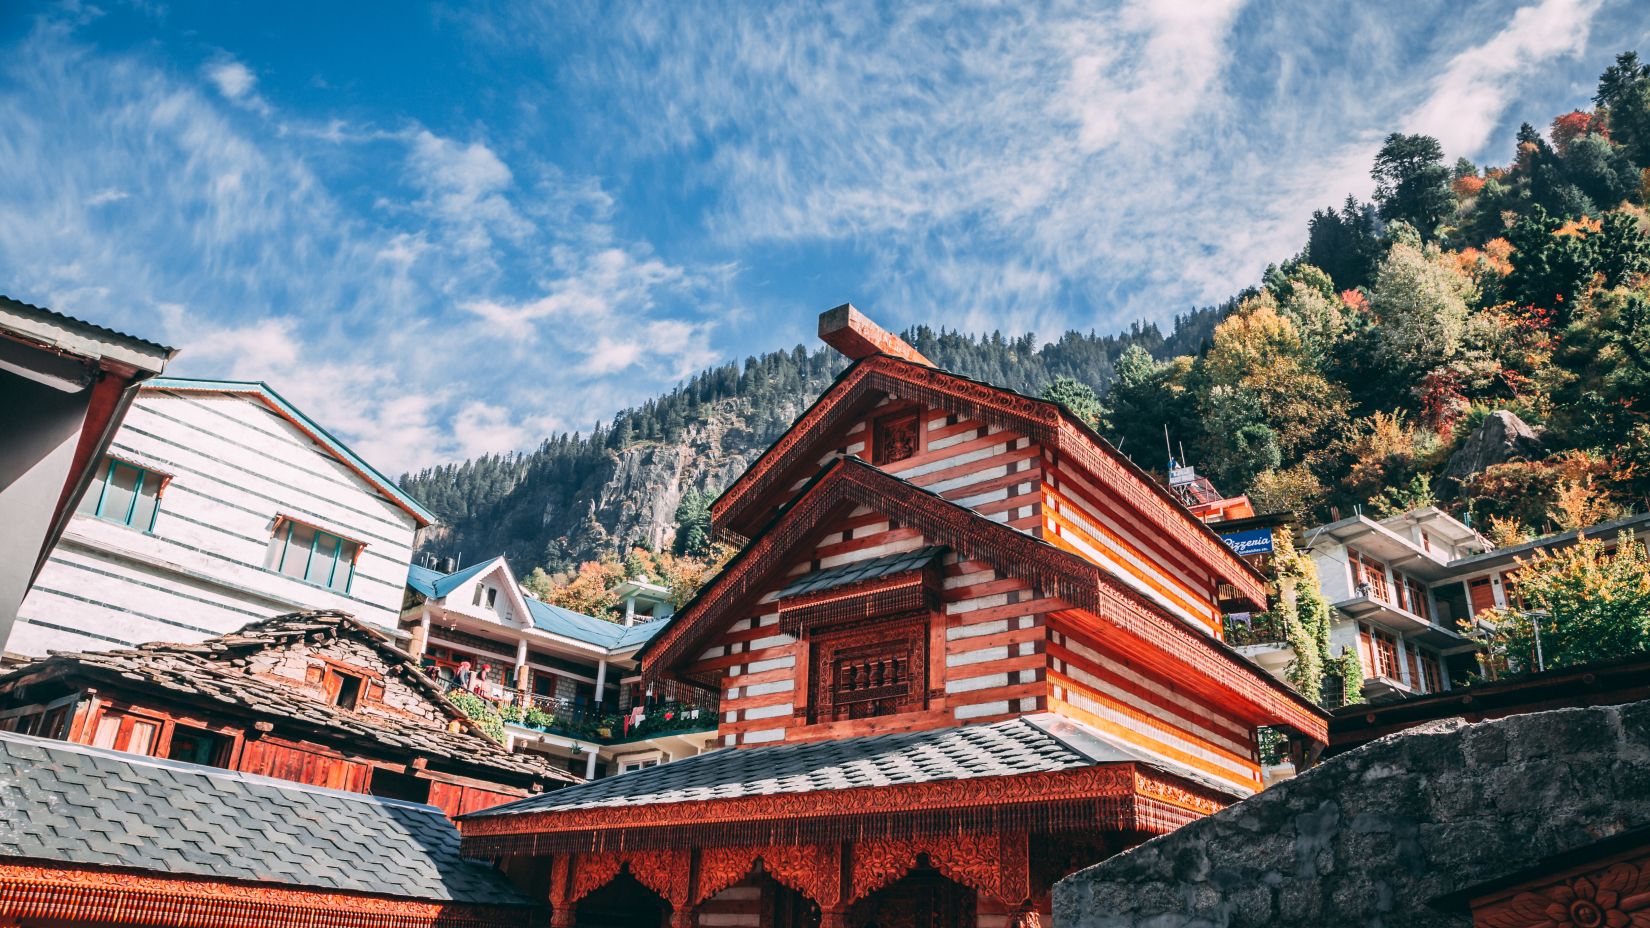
[1481, 532, 1650, 671]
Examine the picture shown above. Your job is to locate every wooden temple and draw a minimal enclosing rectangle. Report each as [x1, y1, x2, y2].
[459, 305, 1330, 928]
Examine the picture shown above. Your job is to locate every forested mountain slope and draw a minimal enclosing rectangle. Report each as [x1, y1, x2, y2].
[400, 309, 1225, 572]
[405, 50, 1650, 579]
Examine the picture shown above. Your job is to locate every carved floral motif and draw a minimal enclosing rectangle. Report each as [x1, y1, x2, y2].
[568, 853, 624, 903]
[1476, 858, 1650, 928]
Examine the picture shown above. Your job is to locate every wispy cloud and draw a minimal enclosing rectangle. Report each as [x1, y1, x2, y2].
[205, 57, 271, 115]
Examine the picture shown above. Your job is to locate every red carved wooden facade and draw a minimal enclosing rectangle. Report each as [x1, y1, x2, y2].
[462, 309, 1328, 928]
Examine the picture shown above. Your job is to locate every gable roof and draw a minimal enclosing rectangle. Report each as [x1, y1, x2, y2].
[0, 729, 530, 905]
[524, 597, 668, 651]
[142, 377, 435, 526]
[708, 353, 1266, 607]
[407, 559, 496, 599]
[408, 558, 669, 652]
[643, 456, 1327, 741]
[468, 713, 1240, 827]
[0, 611, 579, 786]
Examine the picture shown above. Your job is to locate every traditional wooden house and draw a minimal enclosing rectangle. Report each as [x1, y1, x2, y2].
[0, 610, 578, 819]
[0, 729, 543, 928]
[458, 306, 1329, 928]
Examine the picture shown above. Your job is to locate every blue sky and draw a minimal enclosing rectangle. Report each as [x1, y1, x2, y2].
[2, 1, 1646, 475]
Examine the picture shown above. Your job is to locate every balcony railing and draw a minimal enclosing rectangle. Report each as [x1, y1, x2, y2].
[1223, 613, 1290, 648]
[445, 680, 719, 744]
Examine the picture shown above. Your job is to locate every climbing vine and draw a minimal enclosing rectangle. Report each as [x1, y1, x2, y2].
[1267, 531, 1365, 707]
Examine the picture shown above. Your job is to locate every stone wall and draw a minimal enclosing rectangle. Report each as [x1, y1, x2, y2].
[1054, 699, 1650, 928]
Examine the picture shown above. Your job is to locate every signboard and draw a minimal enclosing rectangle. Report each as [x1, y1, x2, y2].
[1168, 465, 1196, 487]
[1219, 527, 1275, 557]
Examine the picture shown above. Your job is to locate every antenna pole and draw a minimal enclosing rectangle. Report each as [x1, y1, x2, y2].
[1163, 425, 1173, 469]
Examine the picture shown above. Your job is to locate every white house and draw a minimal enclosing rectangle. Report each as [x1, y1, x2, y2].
[6, 378, 434, 659]
[403, 556, 716, 780]
[1236, 506, 1650, 705]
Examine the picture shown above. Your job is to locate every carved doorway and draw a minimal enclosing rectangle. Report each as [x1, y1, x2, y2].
[576, 871, 670, 928]
[849, 864, 975, 928]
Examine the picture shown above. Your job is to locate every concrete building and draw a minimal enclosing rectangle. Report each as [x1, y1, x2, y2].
[6, 378, 434, 659]
[0, 296, 174, 655]
[402, 556, 717, 780]
[1234, 506, 1650, 703]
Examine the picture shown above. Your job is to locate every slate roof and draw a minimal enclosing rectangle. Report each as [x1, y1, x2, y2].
[0, 730, 530, 905]
[777, 545, 947, 599]
[0, 612, 579, 786]
[466, 714, 1236, 820]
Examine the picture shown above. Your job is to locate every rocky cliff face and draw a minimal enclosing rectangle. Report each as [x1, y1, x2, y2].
[412, 393, 815, 573]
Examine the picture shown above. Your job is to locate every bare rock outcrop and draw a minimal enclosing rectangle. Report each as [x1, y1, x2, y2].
[1444, 410, 1545, 480]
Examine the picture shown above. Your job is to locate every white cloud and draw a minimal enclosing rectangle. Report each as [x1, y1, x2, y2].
[205, 58, 271, 114]
[405, 129, 531, 250]
[84, 187, 128, 206]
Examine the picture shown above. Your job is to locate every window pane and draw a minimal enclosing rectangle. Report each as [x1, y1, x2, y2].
[333, 540, 358, 593]
[100, 463, 140, 525]
[92, 715, 121, 749]
[131, 479, 160, 531]
[77, 462, 110, 517]
[307, 533, 339, 586]
[275, 522, 315, 579]
[127, 720, 158, 755]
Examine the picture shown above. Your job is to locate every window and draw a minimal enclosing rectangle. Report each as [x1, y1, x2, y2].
[323, 668, 365, 709]
[77, 457, 165, 531]
[1364, 625, 1400, 681]
[90, 710, 161, 756]
[1419, 653, 1443, 694]
[487, 587, 498, 608]
[266, 517, 360, 594]
[619, 752, 663, 774]
[167, 726, 231, 767]
[368, 768, 431, 803]
[1404, 577, 1431, 621]
[1350, 551, 1391, 604]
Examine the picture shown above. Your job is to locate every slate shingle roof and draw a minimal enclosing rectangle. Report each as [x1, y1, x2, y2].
[0, 612, 578, 785]
[466, 715, 1185, 820]
[0, 730, 529, 905]
[777, 545, 947, 599]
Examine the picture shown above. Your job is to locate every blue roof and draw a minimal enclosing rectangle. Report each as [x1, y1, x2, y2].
[524, 598, 668, 652]
[142, 377, 436, 526]
[407, 560, 667, 653]
[406, 560, 495, 599]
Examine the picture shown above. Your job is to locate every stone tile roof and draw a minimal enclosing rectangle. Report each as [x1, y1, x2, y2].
[777, 545, 947, 599]
[0, 611, 579, 786]
[0, 730, 529, 905]
[467, 714, 1198, 820]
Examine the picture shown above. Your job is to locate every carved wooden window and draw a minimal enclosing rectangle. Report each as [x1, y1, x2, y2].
[872, 410, 920, 466]
[808, 613, 928, 723]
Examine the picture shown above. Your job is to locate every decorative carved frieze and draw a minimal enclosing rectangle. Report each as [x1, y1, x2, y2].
[0, 862, 526, 928]
[1474, 857, 1650, 928]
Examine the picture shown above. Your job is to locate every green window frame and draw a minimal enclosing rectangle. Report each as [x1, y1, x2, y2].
[267, 517, 361, 595]
[77, 457, 165, 532]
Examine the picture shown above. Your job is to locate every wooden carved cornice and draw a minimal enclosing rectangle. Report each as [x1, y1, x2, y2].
[851, 835, 1002, 902]
[706, 355, 1264, 604]
[642, 456, 1325, 740]
[461, 762, 1223, 857]
[695, 845, 841, 907]
[1473, 855, 1650, 927]
[0, 862, 538, 928]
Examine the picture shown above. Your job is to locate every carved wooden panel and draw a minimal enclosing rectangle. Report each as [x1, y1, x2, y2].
[1474, 855, 1650, 927]
[809, 613, 929, 724]
[568, 853, 624, 903]
[872, 410, 920, 466]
